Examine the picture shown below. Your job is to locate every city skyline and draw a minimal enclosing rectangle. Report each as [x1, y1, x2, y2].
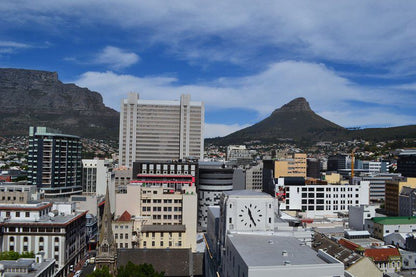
[1, 1, 416, 137]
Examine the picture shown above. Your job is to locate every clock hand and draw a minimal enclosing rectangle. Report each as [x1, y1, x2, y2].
[248, 208, 257, 226]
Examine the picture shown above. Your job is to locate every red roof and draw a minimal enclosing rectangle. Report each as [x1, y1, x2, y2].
[118, 210, 131, 222]
[364, 248, 401, 262]
[339, 238, 360, 251]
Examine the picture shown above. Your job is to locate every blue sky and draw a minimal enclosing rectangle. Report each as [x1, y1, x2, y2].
[1, 1, 416, 137]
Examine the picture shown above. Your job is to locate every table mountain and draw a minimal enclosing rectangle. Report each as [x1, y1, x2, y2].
[0, 68, 119, 139]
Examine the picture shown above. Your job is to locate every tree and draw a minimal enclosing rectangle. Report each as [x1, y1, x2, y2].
[87, 263, 164, 277]
[0, 251, 34, 260]
[117, 262, 164, 277]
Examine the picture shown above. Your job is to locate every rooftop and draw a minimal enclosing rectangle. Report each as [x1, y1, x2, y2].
[0, 258, 55, 277]
[117, 211, 131, 222]
[228, 234, 329, 267]
[372, 216, 416, 225]
[223, 190, 273, 199]
[2, 211, 87, 226]
[0, 202, 52, 211]
[364, 247, 401, 262]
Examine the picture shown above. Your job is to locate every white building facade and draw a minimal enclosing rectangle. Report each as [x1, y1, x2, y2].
[118, 93, 204, 166]
[278, 180, 370, 218]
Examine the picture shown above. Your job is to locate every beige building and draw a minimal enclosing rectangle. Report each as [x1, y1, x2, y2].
[245, 162, 263, 191]
[324, 172, 342, 184]
[385, 177, 416, 215]
[116, 183, 197, 251]
[274, 153, 307, 178]
[0, 184, 40, 204]
[118, 93, 204, 166]
[112, 211, 134, 249]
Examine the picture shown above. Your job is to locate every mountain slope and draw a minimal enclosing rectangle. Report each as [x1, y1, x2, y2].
[213, 97, 347, 144]
[0, 68, 119, 139]
[208, 97, 416, 145]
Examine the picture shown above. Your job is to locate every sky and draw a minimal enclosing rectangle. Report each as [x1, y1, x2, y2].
[1, 1, 416, 138]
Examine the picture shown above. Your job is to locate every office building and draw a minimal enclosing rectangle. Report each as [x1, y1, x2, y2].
[0, 202, 86, 277]
[197, 163, 234, 230]
[398, 149, 416, 177]
[366, 216, 416, 240]
[27, 127, 82, 198]
[361, 173, 401, 201]
[307, 158, 320, 179]
[385, 177, 416, 216]
[118, 93, 204, 166]
[132, 160, 198, 182]
[274, 153, 307, 178]
[114, 167, 132, 192]
[82, 159, 113, 195]
[205, 190, 344, 277]
[115, 180, 197, 251]
[245, 162, 263, 191]
[277, 179, 370, 218]
[327, 154, 349, 171]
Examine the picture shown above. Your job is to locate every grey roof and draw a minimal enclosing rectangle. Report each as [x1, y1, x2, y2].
[400, 186, 416, 196]
[312, 233, 362, 268]
[0, 258, 55, 277]
[223, 190, 272, 198]
[141, 224, 186, 232]
[228, 234, 328, 267]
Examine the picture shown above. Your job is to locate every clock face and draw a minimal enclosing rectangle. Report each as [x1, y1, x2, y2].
[238, 203, 263, 228]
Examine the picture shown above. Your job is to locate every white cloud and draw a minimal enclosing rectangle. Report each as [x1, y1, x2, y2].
[93, 46, 140, 70]
[205, 123, 250, 138]
[2, 1, 416, 68]
[73, 60, 416, 137]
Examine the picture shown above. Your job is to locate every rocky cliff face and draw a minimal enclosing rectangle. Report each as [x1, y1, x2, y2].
[0, 68, 119, 139]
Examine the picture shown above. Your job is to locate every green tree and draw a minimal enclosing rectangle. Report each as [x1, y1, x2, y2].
[0, 251, 34, 260]
[87, 262, 164, 277]
[117, 262, 164, 277]
[87, 266, 112, 277]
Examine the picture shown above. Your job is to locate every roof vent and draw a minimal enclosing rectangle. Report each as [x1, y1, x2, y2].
[284, 260, 291, 265]
[268, 240, 274, 244]
[282, 250, 288, 257]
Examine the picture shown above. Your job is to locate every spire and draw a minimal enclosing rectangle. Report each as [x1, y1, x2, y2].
[98, 184, 116, 256]
[95, 185, 117, 275]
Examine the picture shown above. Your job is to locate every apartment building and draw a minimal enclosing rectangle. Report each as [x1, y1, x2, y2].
[0, 202, 86, 277]
[274, 153, 307, 178]
[112, 211, 133, 249]
[118, 93, 204, 166]
[27, 127, 82, 198]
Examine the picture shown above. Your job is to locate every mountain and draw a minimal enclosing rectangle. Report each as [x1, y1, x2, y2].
[0, 68, 119, 139]
[208, 97, 416, 145]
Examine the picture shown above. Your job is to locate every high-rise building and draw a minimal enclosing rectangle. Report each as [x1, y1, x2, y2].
[27, 127, 82, 198]
[118, 93, 204, 166]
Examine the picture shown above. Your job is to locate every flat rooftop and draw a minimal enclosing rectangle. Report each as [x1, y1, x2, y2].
[1, 211, 87, 226]
[228, 234, 328, 267]
[223, 190, 272, 198]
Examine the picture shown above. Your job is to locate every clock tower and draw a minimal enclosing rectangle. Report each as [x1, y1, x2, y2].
[219, 190, 274, 236]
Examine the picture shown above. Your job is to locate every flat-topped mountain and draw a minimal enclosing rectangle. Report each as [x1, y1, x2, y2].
[0, 68, 119, 138]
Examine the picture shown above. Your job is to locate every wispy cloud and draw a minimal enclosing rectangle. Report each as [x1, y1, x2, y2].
[0, 40, 30, 53]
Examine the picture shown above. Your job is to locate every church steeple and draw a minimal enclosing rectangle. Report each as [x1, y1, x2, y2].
[96, 185, 117, 274]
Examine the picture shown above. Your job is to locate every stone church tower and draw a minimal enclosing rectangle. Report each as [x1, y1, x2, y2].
[96, 185, 117, 274]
